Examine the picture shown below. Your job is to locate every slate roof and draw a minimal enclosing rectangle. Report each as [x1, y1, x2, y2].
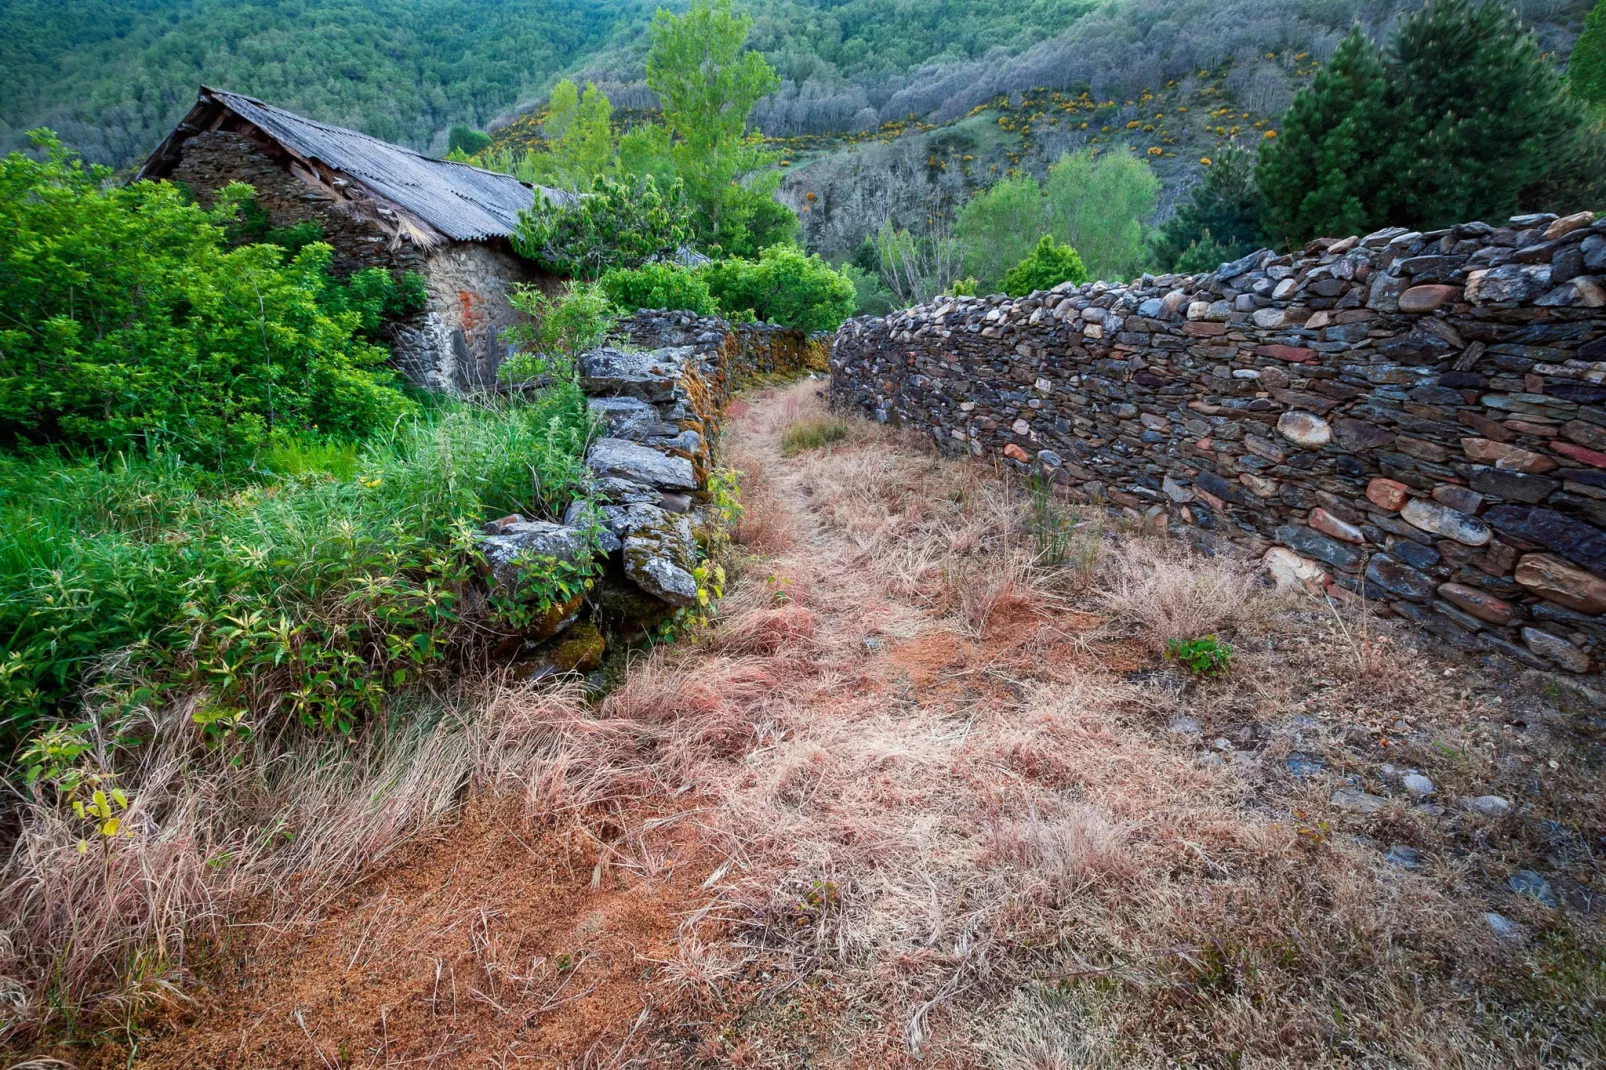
[141, 87, 569, 242]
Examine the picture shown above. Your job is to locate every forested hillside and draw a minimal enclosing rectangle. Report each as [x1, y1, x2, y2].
[0, 0, 648, 165]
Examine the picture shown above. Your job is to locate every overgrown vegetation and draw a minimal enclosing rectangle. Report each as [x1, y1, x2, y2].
[1, 387, 594, 753]
[0, 135, 419, 469]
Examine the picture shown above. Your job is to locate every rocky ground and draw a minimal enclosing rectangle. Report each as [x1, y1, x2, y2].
[99, 379, 1604, 1068]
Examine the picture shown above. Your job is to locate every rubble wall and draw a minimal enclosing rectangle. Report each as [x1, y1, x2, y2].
[830, 212, 1606, 677]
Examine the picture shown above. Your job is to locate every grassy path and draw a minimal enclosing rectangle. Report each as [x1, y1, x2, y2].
[122, 380, 1602, 1068]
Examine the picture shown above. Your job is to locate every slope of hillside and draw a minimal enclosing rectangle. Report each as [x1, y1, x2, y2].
[0, 0, 648, 165]
[2, 0, 1594, 268]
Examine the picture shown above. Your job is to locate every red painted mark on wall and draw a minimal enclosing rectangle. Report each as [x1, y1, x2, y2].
[458, 290, 486, 334]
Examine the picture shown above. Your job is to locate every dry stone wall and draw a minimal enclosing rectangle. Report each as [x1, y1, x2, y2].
[477, 312, 822, 662]
[831, 211, 1606, 679]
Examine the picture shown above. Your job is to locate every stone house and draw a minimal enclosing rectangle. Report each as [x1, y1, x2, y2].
[137, 86, 571, 391]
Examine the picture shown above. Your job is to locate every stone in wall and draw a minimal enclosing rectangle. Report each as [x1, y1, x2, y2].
[831, 211, 1606, 681]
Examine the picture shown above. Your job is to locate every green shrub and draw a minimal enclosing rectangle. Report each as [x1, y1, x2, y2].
[0, 386, 596, 751]
[701, 245, 856, 333]
[599, 262, 718, 315]
[512, 172, 692, 279]
[0, 133, 417, 470]
[1165, 635, 1235, 678]
[1002, 235, 1087, 296]
[498, 282, 616, 383]
[448, 124, 493, 156]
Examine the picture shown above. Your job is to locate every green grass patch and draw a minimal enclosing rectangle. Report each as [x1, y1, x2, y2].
[780, 415, 850, 456]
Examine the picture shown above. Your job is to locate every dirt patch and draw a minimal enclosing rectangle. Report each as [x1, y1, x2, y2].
[128, 801, 723, 1068]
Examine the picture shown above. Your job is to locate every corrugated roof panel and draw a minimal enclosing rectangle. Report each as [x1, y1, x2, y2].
[205, 88, 567, 242]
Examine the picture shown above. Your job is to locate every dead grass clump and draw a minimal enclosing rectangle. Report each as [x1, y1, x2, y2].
[1094, 540, 1271, 649]
[0, 684, 589, 1043]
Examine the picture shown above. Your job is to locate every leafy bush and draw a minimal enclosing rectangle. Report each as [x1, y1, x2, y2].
[512, 172, 692, 279]
[0, 134, 417, 470]
[448, 124, 493, 156]
[1165, 635, 1235, 678]
[1002, 235, 1087, 296]
[701, 245, 856, 332]
[0, 387, 596, 751]
[599, 262, 718, 315]
[498, 282, 617, 383]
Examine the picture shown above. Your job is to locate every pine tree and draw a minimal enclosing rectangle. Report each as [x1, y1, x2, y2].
[1256, 27, 1399, 242]
[1391, 0, 1581, 227]
[1151, 145, 1270, 271]
[1569, 0, 1606, 109]
[1259, 3, 1584, 241]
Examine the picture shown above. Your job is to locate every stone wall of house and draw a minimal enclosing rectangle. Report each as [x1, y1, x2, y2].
[169, 130, 423, 276]
[166, 129, 556, 393]
[830, 211, 1606, 678]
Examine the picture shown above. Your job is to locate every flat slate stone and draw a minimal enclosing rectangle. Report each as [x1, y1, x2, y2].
[587, 437, 697, 491]
[578, 346, 689, 402]
[1486, 505, 1606, 574]
[588, 396, 680, 440]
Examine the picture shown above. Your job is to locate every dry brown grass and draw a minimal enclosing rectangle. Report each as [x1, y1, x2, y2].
[16, 379, 1605, 1068]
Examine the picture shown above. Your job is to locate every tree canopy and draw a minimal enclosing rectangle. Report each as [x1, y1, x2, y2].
[1258, 2, 1583, 241]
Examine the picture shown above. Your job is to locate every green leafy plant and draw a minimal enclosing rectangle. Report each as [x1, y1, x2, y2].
[512, 173, 692, 280]
[0, 133, 417, 470]
[1, 387, 594, 749]
[1165, 635, 1235, 678]
[1002, 234, 1088, 296]
[701, 245, 856, 332]
[599, 262, 717, 315]
[499, 282, 617, 383]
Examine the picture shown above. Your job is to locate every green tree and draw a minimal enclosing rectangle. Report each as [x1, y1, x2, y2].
[512, 173, 693, 279]
[1150, 146, 1270, 272]
[1044, 148, 1160, 282]
[1392, 0, 1582, 226]
[1172, 229, 1242, 276]
[0, 133, 414, 467]
[1256, 28, 1395, 242]
[544, 79, 617, 190]
[701, 245, 855, 332]
[646, 0, 781, 244]
[955, 174, 1045, 293]
[1260, 5, 1583, 241]
[448, 125, 493, 156]
[1574, 0, 1606, 109]
[1002, 235, 1088, 296]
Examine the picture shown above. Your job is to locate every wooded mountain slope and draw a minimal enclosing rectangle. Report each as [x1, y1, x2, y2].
[9, 0, 1589, 170]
